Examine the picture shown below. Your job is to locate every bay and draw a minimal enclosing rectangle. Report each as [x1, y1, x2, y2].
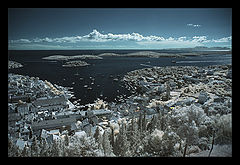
[8, 50, 231, 105]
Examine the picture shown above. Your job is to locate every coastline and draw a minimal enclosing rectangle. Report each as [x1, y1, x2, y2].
[41, 50, 232, 60]
[8, 63, 232, 157]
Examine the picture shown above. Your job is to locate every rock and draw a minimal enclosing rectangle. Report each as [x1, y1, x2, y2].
[198, 92, 208, 104]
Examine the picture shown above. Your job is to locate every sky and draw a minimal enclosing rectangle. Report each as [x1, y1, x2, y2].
[8, 8, 232, 50]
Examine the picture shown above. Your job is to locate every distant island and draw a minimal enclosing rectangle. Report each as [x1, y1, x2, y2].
[42, 55, 103, 61]
[98, 49, 231, 58]
[42, 49, 232, 60]
[42, 54, 102, 67]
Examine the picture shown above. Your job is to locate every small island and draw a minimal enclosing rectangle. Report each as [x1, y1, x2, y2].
[62, 60, 90, 67]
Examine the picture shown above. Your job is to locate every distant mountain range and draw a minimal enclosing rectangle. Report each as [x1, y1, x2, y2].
[164, 46, 231, 51]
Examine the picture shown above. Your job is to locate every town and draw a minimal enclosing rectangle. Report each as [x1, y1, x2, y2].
[8, 73, 116, 150]
[8, 63, 232, 157]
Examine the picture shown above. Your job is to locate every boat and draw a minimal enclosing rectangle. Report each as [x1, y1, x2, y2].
[113, 78, 119, 82]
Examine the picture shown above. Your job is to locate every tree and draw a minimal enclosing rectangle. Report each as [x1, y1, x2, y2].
[113, 122, 131, 156]
[50, 139, 60, 157]
[31, 137, 40, 157]
[39, 138, 50, 157]
[21, 145, 30, 157]
[128, 116, 142, 156]
[142, 111, 147, 131]
[64, 134, 70, 146]
[147, 114, 157, 133]
[102, 130, 113, 156]
[177, 121, 199, 157]
[8, 138, 21, 157]
[110, 125, 115, 148]
[77, 135, 103, 156]
[138, 112, 143, 132]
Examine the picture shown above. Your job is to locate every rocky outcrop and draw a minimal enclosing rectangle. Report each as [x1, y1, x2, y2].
[8, 60, 23, 69]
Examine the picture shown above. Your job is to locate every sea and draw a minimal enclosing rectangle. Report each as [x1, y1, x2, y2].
[8, 50, 232, 105]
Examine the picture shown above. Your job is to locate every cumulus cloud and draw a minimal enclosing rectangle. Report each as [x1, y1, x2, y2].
[187, 23, 202, 27]
[9, 29, 232, 49]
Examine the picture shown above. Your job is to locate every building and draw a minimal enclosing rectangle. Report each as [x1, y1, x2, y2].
[91, 109, 112, 118]
[10, 95, 30, 103]
[32, 95, 68, 112]
[31, 117, 76, 131]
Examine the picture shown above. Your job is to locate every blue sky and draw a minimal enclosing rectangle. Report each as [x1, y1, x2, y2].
[8, 8, 232, 50]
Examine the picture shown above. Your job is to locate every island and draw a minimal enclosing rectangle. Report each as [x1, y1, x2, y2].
[42, 54, 103, 61]
[98, 50, 232, 58]
[62, 60, 90, 67]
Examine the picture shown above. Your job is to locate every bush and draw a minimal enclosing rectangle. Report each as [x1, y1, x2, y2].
[215, 114, 232, 144]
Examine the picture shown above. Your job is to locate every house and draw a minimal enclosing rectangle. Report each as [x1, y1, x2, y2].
[46, 134, 61, 144]
[40, 129, 50, 139]
[15, 139, 27, 150]
[49, 129, 60, 136]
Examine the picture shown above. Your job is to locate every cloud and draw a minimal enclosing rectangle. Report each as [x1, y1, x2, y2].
[211, 36, 232, 43]
[9, 29, 232, 49]
[187, 23, 202, 27]
[192, 36, 208, 43]
[9, 38, 31, 43]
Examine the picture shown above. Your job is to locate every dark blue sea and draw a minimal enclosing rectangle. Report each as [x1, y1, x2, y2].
[8, 50, 232, 105]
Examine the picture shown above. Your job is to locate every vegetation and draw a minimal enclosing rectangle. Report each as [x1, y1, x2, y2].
[8, 103, 232, 157]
